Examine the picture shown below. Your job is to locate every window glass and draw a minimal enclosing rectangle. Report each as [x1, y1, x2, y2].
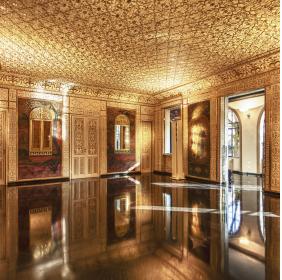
[228, 109, 240, 157]
[32, 120, 41, 149]
[164, 109, 172, 154]
[43, 121, 52, 149]
[115, 114, 130, 152]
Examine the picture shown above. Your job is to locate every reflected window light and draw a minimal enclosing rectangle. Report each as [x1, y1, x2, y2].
[227, 189, 241, 235]
[163, 193, 172, 240]
[239, 237, 250, 245]
[259, 190, 266, 242]
[115, 114, 130, 152]
[114, 194, 130, 238]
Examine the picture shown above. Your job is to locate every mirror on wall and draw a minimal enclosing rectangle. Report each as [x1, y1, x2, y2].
[115, 114, 130, 152]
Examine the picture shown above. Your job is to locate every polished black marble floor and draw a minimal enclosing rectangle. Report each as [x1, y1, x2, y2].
[0, 174, 279, 280]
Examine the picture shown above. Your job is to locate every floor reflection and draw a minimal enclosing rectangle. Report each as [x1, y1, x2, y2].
[0, 173, 279, 279]
[18, 185, 63, 265]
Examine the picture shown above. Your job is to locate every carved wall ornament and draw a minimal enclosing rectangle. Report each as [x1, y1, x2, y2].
[73, 118, 85, 155]
[88, 119, 98, 155]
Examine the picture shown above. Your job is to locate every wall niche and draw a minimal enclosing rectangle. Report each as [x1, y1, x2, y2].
[107, 107, 136, 173]
[18, 98, 63, 180]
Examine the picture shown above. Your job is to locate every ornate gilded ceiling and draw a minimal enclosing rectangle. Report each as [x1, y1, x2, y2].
[0, 0, 279, 96]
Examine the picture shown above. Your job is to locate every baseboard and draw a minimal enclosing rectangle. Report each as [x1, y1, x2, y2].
[263, 190, 280, 197]
[231, 170, 263, 177]
[153, 170, 172, 176]
[186, 176, 220, 184]
[100, 171, 141, 178]
[8, 177, 70, 186]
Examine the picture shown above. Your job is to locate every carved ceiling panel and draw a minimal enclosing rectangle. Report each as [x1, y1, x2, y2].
[0, 0, 279, 95]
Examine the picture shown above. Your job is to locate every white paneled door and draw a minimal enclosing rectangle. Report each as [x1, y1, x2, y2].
[71, 116, 99, 179]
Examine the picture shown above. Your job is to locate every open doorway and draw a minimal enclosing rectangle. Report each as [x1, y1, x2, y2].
[223, 90, 265, 186]
[224, 90, 267, 280]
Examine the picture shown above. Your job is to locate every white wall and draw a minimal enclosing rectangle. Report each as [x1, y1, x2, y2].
[231, 106, 264, 174]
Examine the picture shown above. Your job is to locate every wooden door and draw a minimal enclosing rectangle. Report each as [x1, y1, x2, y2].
[141, 121, 152, 172]
[86, 118, 99, 177]
[72, 116, 86, 178]
[0, 111, 5, 185]
[71, 116, 99, 179]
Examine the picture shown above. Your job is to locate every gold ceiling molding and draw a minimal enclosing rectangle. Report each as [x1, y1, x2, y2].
[0, 48, 279, 104]
[69, 84, 156, 104]
[158, 50, 280, 101]
[0, 0, 279, 94]
[0, 71, 157, 104]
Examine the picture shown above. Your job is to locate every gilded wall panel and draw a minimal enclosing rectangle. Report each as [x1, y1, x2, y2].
[0, 102, 8, 109]
[69, 96, 100, 116]
[268, 84, 280, 192]
[0, 187, 6, 261]
[135, 111, 141, 171]
[210, 98, 218, 181]
[0, 89, 8, 101]
[154, 109, 162, 171]
[106, 101, 140, 113]
[8, 109, 17, 182]
[141, 106, 154, 116]
[183, 101, 189, 177]
[99, 111, 107, 175]
[0, 114, 5, 185]
[17, 90, 63, 102]
[141, 114, 154, 122]
[264, 86, 272, 191]
[62, 113, 70, 178]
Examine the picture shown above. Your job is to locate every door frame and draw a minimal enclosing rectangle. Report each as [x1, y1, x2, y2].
[0, 109, 6, 185]
[220, 88, 266, 185]
[70, 115, 99, 179]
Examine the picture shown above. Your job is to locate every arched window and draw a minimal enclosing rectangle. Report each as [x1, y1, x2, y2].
[228, 109, 240, 158]
[115, 114, 130, 152]
[29, 107, 54, 156]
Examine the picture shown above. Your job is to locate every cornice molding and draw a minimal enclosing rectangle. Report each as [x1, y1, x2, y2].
[157, 50, 280, 101]
[0, 50, 279, 105]
[0, 71, 157, 105]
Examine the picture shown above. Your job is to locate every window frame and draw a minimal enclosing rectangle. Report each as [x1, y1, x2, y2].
[114, 114, 131, 153]
[29, 107, 54, 156]
[228, 109, 240, 158]
[163, 107, 174, 155]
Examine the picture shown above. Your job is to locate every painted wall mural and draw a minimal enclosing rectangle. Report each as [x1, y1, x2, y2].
[188, 100, 210, 179]
[107, 107, 136, 173]
[170, 106, 181, 120]
[18, 98, 62, 180]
